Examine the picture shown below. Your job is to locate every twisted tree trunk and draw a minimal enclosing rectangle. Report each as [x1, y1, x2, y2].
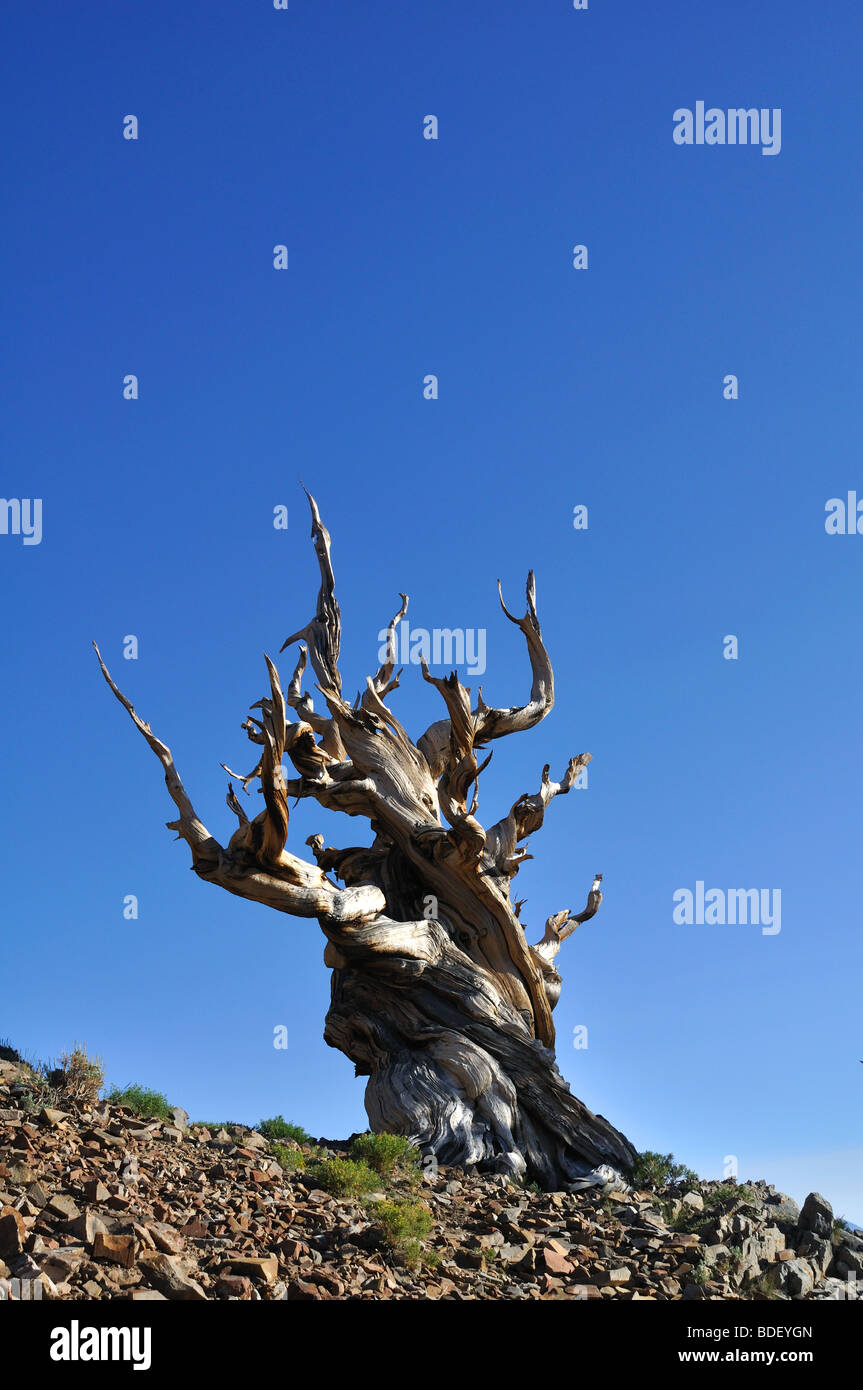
[95, 490, 635, 1189]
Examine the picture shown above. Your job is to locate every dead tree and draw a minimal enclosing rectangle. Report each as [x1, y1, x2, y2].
[95, 491, 635, 1189]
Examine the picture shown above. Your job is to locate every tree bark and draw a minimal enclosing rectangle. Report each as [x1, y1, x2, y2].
[95, 490, 635, 1188]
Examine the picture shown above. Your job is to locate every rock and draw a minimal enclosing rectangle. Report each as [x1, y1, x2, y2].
[82, 1179, 110, 1204]
[170, 1107, 189, 1131]
[594, 1266, 631, 1285]
[46, 1193, 80, 1221]
[543, 1249, 574, 1276]
[148, 1223, 185, 1255]
[92, 1233, 136, 1268]
[770, 1258, 815, 1298]
[498, 1242, 532, 1266]
[455, 1248, 483, 1270]
[837, 1243, 863, 1276]
[130, 1289, 169, 1301]
[738, 1223, 785, 1281]
[680, 1192, 704, 1212]
[287, 1276, 320, 1299]
[222, 1254, 278, 1285]
[797, 1231, 832, 1276]
[799, 1192, 833, 1241]
[38, 1248, 86, 1283]
[38, 1108, 68, 1128]
[138, 1252, 208, 1301]
[242, 1131, 269, 1152]
[66, 1212, 107, 1246]
[84, 1128, 124, 1149]
[216, 1273, 252, 1299]
[669, 1232, 702, 1249]
[811, 1276, 858, 1301]
[765, 1194, 800, 1227]
[0, 1207, 26, 1258]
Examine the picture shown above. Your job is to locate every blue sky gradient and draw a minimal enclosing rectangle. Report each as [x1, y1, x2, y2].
[2, 2, 861, 1218]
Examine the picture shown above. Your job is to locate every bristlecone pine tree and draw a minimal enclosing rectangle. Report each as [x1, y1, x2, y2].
[95, 491, 635, 1189]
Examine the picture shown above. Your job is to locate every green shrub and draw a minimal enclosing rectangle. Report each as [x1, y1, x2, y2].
[707, 1182, 755, 1208]
[375, 1198, 433, 1244]
[106, 1083, 173, 1120]
[374, 1198, 435, 1266]
[272, 1142, 305, 1172]
[350, 1132, 419, 1176]
[258, 1116, 310, 1144]
[630, 1151, 699, 1190]
[666, 1203, 704, 1235]
[690, 1260, 710, 1285]
[0, 1039, 21, 1064]
[306, 1158, 379, 1197]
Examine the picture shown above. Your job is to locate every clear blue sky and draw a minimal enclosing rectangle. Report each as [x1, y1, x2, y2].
[2, 2, 861, 1219]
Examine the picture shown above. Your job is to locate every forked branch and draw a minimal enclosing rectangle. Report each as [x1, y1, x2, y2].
[92, 643, 384, 925]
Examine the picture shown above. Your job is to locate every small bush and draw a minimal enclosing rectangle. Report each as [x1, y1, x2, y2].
[53, 1043, 104, 1109]
[350, 1132, 419, 1176]
[375, 1198, 434, 1244]
[272, 1142, 305, 1172]
[306, 1158, 379, 1197]
[630, 1151, 699, 1190]
[258, 1116, 310, 1144]
[0, 1038, 21, 1064]
[374, 1199, 435, 1267]
[106, 1083, 173, 1120]
[690, 1260, 710, 1286]
[707, 1182, 755, 1208]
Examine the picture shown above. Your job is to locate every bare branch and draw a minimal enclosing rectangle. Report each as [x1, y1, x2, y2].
[417, 571, 555, 779]
[92, 642, 221, 869]
[420, 660, 486, 863]
[485, 754, 592, 877]
[532, 875, 604, 966]
[93, 642, 384, 925]
[370, 592, 408, 697]
[280, 488, 342, 695]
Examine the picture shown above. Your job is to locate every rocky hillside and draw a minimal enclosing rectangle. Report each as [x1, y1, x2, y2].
[0, 1057, 859, 1302]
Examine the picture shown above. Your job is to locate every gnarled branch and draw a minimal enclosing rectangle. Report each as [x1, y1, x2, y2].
[92, 643, 384, 925]
[485, 754, 592, 878]
[280, 487, 342, 695]
[417, 571, 554, 780]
